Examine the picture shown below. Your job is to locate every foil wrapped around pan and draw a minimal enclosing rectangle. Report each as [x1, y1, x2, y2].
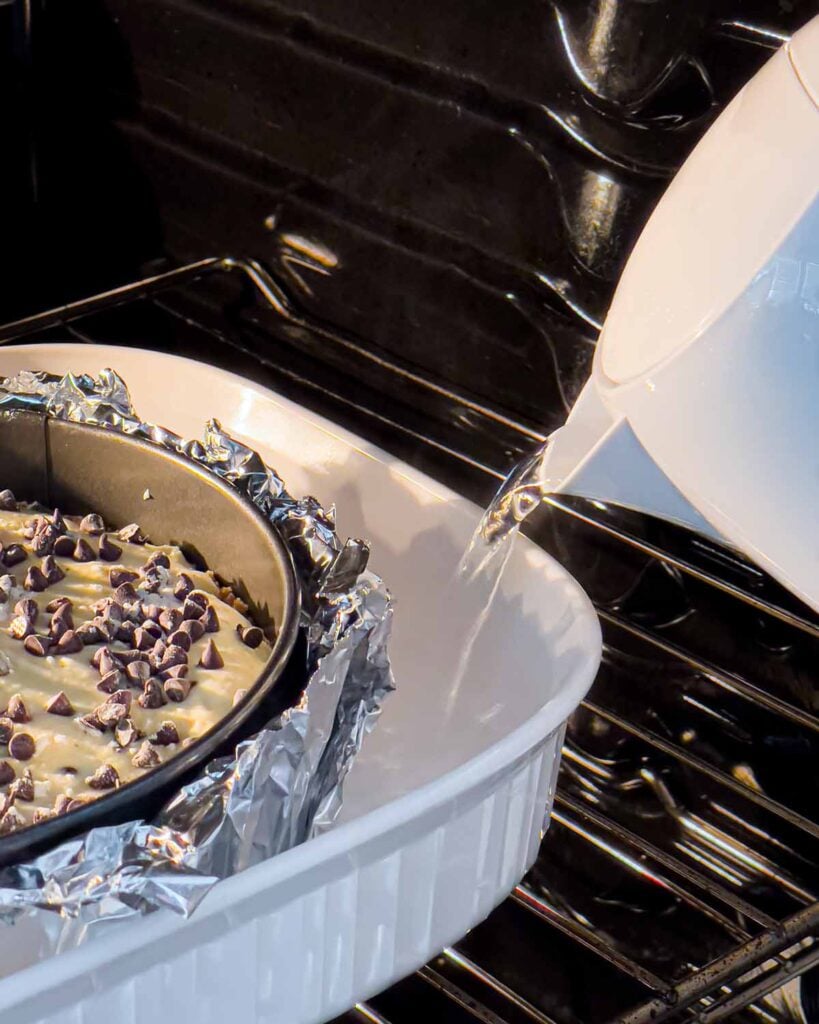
[0, 369, 394, 931]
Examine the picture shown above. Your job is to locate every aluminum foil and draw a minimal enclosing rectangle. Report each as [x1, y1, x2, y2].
[0, 368, 394, 932]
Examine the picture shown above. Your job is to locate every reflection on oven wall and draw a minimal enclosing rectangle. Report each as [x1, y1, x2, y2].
[6, 0, 815, 440]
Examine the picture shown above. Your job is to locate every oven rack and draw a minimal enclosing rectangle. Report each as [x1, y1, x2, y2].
[0, 257, 816, 1024]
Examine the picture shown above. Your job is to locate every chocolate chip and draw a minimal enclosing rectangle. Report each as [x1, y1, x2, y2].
[140, 619, 163, 641]
[114, 718, 139, 748]
[14, 597, 38, 620]
[46, 596, 71, 613]
[0, 575, 15, 600]
[22, 517, 41, 540]
[0, 761, 14, 785]
[51, 509, 66, 534]
[41, 555, 65, 584]
[141, 603, 162, 623]
[9, 615, 34, 640]
[7, 695, 29, 723]
[179, 618, 205, 642]
[139, 572, 162, 594]
[106, 689, 133, 708]
[238, 624, 264, 649]
[72, 537, 95, 562]
[159, 644, 187, 670]
[78, 712, 105, 733]
[109, 568, 139, 588]
[46, 690, 74, 716]
[50, 603, 74, 637]
[8, 733, 35, 760]
[232, 688, 248, 707]
[0, 719, 14, 744]
[80, 513, 105, 535]
[198, 638, 224, 670]
[24, 565, 49, 591]
[56, 629, 83, 654]
[53, 535, 75, 557]
[97, 669, 125, 694]
[75, 620, 103, 645]
[125, 660, 150, 684]
[24, 633, 51, 657]
[117, 648, 149, 665]
[166, 629, 190, 651]
[133, 627, 155, 651]
[132, 741, 160, 768]
[173, 573, 194, 600]
[190, 592, 209, 610]
[54, 794, 72, 815]
[160, 663, 188, 681]
[10, 770, 34, 801]
[158, 607, 182, 634]
[119, 523, 146, 544]
[92, 617, 117, 643]
[32, 808, 53, 824]
[164, 677, 191, 702]
[98, 534, 122, 561]
[30, 526, 56, 556]
[117, 620, 137, 644]
[200, 605, 220, 633]
[0, 806, 25, 834]
[96, 701, 128, 727]
[0, 489, 16, 511]
[138, 678, 167, 709]
[86, 763, 119, 790]
[97, 598, 124, 623]
[182, 597, 204, 621]
[146, 551, 170, 570]
[152, 721, 179, 746]
[2, 543, 25, 567]
[96, 648, 121, 674]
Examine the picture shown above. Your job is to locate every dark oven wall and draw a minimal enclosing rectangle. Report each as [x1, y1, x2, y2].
[7, 0, 814, 437]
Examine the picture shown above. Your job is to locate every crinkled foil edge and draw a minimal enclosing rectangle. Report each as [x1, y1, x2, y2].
[0, 369, 394, 931]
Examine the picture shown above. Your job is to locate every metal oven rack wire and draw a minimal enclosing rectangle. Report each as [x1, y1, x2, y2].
[0, 257, 817, 1024]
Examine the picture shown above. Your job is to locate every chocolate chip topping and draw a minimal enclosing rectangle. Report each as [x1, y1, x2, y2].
[109, 567, 139, 589]
[53, 795, 72, 815]
[141, 619, 163, 641]
[46, 691, 74, 716]
[80, 513, 105, 535]
[158, 607, 182, 634]
[41, 555, 65, 584]
[96, 669, 126, 694]
[146, 551, 170, 570]
[164, 677, 192, 703]
[142, 603, 162, 623]
[160, 663, 188, 681]
[72, 537, 95, 562]
[182, 597, 204, 621]
[32, 808, 53, 823]
[98, 534, 122, 561]
[96, 701, 129, 727]
[24, 565, 49, 591]
[133, 627, 155, 651]
[50, 602, 74, 637]
[9, 733, 35, 760]
[8, 614, 34, 640]
[86, 764, 119, 790]
[132, 741, 160, 768]
[46, 596, 71, 613]
[173, 573, 194, 600]
[0, 806, 25, 833]
[117, 620, 137, 644]
[138, 678, 167, 709]
[152, 721, 179, 746]
[0, 490, 16, 511]
[180, 618, 205, 642]
[56, 629, 83, 654]
[199, 639, 224, 670]
[167, 629, 191, 651]
[23, 633, 52, 657]
[125, 660, 151, 684]
[2, 544, 25, 567]
[118, 523, 146, 544]
[238, 625, 264, 649]
[200, 605, 220, 633]
[75, 620, 104, 645]
[10, 770, 34, 802]
[0, 761, 14, 785]
[53, 535, 76, 557]
[114, 718, 139, 748]
[97, 648, 121, 674]
[0, 718, 14, 744]
[232, 688, 248, 707]
[7, 694, 30, 723]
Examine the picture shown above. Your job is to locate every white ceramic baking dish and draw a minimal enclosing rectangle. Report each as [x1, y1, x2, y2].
[0, 344, 601, 1024]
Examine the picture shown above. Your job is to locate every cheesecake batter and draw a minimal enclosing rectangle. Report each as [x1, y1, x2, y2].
[0, 498, 271, 833]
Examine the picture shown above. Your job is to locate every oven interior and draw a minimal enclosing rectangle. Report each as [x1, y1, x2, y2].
[3, 1, 819, 1021]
